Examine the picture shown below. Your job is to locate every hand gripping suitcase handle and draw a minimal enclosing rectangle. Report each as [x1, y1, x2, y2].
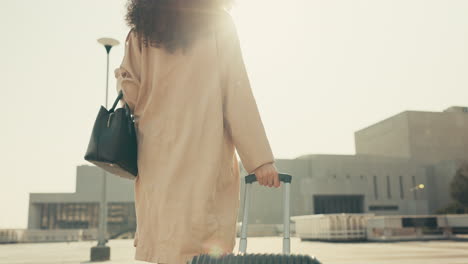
[244, 173, 292, 184]
[238, 173, 292, 255]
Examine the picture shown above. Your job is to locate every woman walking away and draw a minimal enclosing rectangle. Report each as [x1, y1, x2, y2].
[114, 0, 280, 263]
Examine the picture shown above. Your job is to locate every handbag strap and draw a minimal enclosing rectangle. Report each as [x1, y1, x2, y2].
[110, 90, 124, 112]
[110, 90, 132, 114]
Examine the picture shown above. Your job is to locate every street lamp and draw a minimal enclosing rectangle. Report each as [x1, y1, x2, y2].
[410, 183, 426, 200]
[90, 37, 120, 262]
[410, 184, 425, 192]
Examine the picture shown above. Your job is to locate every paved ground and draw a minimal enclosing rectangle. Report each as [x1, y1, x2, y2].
[1, 237, 468, 264]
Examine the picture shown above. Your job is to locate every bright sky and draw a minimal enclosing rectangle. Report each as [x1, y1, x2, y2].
[1, 0, 467, 228]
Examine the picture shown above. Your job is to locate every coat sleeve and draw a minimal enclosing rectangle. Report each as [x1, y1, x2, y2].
[219, 17, 275, 174]
[114, 29, 142, 113]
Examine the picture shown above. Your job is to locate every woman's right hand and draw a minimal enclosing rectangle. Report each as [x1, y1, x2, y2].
[253, 162, 280, 188]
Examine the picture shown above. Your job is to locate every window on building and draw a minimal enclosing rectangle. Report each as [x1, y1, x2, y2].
[37, 202, 136, 234]
[314, 195, 364, 214]
[369, 205, 399, 211]
[399, 176, 404, 199]
[386, 175, 391, 199]
[373, 175, 378, 200]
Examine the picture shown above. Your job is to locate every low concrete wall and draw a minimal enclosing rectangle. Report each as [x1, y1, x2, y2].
[446, 214, 468, 227]
[3, 223, 292, 244]
[291, 214, 375, 241]
[0, 229, 98, 244]
[367, 214, 468, 241]
[292, 214, 468, 242]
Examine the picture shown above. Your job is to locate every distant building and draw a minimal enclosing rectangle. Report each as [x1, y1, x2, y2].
[28, 166, 136, 237]
[355, 106, 468, 164]
[28, 106, 468, 233]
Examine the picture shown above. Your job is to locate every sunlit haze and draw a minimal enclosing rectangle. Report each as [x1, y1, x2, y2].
[1, 0, 468, 228]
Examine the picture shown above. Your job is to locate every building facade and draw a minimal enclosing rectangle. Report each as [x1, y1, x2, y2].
[28, 106, 468, 233]
[355, 106, 468, 164]
[28, 166, 136, 237]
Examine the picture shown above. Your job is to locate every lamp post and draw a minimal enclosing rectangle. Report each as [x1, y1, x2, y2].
[90, 37, 120, 262]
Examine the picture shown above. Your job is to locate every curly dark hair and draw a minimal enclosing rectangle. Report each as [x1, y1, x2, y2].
[124, 0, 234, 53]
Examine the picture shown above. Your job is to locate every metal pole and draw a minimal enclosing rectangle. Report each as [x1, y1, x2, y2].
[97, 48, 111, 246]
[283, 183, 291, 254]
[105, 49, 109, 109]
[239, 183, 251, 254]
[97, 170, 107, 246]
[91, 38, 118, 261]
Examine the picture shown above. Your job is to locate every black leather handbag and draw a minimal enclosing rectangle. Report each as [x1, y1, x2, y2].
[84, 90, 138, 180]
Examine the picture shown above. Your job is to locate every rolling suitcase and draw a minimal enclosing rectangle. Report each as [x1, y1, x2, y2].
[189, 173, 321, 264]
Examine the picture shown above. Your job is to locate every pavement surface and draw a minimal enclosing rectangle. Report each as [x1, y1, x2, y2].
[1, 237, 468, 264]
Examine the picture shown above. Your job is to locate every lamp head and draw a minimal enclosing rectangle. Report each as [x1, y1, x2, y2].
[97, 38, 120, 53]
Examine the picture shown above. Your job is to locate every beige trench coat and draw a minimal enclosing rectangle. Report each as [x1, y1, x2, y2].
[114, 12, 275, 264]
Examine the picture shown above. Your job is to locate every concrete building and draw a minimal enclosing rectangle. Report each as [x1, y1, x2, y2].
[355, 106, 468, 164]
[244, 106, 468, 225]
[354, 105, 468, 214]
[28, 166, 136, 237]
[28, 106, 468, 234]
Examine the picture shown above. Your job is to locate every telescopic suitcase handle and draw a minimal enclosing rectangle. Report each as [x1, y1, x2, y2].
[238, 173, 292, 255]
